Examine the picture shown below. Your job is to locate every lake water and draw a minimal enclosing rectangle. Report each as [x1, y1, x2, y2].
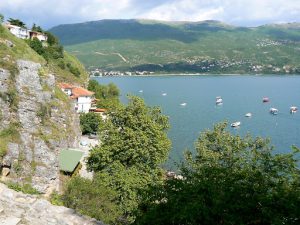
[94, 75, 300, 169]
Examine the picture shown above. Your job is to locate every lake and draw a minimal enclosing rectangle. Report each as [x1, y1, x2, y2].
[94, 75, 300, 169]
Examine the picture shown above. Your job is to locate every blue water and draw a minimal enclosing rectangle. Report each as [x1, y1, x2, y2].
[94, 75, 300, 168]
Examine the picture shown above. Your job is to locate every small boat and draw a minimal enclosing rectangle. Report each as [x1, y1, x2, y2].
[263, 97, 270, 103]
[290, 106, 298, 113]
[270, 108, 278, 115]
[231, 121, 241, 127]
[162, 93, 167, 96]
[245, 113, 252, 117]
[180, 102, 187, 106]
[138, 90, 143, 93]
[216, 96, 223, 105]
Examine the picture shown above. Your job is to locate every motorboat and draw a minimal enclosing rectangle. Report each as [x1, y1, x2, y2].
[162, 93, 167, 96]
[270, 108, 278, 115]
[245, 113, 252, 117]
[231, 121, 241, 127]
[263, 97, 270, 103]
[290, 106, 298, 113]
[138, 90, 143, 93]
[216, 96, 223, 104]
[180, 102, 187, 106]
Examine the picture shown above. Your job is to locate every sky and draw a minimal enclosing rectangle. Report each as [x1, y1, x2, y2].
[0, 0, 300, 29]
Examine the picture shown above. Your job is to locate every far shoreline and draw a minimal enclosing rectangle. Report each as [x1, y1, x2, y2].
[90, 73, 300, 78]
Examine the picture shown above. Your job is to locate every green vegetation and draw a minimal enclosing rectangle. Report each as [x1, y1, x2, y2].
[87, 79, 120, 109]
[86, 96, 171, 223]
[7, 18, 26, 28]
[62, 176, 122, 224]
[0, 123, 20, 157]
[49, 19, 300, 74]
[134, 122, 300, 225]
[79, 112, 102, 135]
[6, 181, 40, 195]
[0, 14, 4, 23]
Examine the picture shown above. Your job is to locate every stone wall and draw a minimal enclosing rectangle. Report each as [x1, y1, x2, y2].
[0, 183, 104, 225]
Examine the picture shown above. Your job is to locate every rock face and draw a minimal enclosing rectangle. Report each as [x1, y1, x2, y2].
[0, 60, 81, 193]
[0, 183, 105, 225]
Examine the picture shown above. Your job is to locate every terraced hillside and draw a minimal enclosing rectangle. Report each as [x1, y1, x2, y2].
[50, 20, 300, 74]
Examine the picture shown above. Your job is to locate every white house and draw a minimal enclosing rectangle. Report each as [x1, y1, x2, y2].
[58, 83, 94, 113]
[71, 87, 95, 113]
[4, 23, 48, 42]
[5, 24, 30, 39]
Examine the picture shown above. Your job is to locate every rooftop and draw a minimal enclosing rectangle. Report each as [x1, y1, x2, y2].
[58, 82, 74, 89]
[58, 149, 84, 173]
[71, 87, 94, 97]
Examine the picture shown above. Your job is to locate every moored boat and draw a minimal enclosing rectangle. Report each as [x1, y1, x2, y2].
[216, 96, 223, 104]
[263, 97, 270, 103]
[231, 121, 241, 127]
[180, 102, 187, 106]
[290, 106, 298, 113]
[245, 113, 252, 117]
[270, 108, 278, 115]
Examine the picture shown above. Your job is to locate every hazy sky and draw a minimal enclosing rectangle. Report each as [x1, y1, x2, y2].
[1, 0, 300, 29]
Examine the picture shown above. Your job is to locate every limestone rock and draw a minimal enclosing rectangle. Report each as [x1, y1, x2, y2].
[0, 183, 105, 225]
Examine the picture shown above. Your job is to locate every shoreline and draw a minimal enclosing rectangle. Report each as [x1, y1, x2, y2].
[90, 73, 300, 78]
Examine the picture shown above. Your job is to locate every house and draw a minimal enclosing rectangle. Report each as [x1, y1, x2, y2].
[58, 149, 84, 174]
[71, 87, 95, 113]
[29, 30, 48, 42]
[4, 23, 48, 42]
[4, 23, 29, 39]
[58, 83, 95, 113]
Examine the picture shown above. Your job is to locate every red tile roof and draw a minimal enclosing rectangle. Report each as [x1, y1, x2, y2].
[58, 82, 74, 89]
[71, 87, 94, 97]
[90, 108, 107, 113]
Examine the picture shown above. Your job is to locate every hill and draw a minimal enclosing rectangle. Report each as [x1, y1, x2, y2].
[49, 19, 300, 74]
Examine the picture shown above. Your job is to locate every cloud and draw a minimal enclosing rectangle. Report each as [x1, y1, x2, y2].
[0, 0, 299, 28]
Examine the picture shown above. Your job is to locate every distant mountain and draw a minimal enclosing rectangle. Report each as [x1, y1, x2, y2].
[50, 19, 300, 74]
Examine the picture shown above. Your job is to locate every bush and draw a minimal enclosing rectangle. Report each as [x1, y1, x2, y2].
[79, 112, 102, 135]
[63, 176, 122, 224]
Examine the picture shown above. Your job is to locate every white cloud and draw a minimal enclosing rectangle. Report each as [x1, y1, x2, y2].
[0, 0, 299, 28]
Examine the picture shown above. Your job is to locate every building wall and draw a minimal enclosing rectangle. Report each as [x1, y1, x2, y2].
[9, 27, 29, 39]
[76, 96, 92, 113]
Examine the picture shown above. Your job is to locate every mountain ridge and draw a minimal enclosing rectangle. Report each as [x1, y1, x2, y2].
[49, 19, 300, 74]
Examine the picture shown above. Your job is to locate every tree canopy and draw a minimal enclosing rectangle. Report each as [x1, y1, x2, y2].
[87, 96, 171, 222]
[79, 112, 102, 135]
[8, 18, 26, 28]
[87, 80, 120, 109]
[87, 95, 171, 172]
[134, 122, 300, 225]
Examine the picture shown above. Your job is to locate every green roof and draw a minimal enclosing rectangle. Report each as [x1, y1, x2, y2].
[59, 149, 84, 172]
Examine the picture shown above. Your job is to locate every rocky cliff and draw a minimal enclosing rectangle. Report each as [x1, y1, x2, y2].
[0, 60, 81, 193]
[0, 183, 104, 225]
[0, 25, 87, 194]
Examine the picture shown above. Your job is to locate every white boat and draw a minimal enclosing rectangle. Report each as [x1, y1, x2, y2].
[231, 121, 241, 127]
[270, 108, 278, 115]
[162, 93, 167, 96]
[216, 96, 223, 104]
[180, 102, 187, 106]
[245, 113, 252, 117]
[138, 90, 143, 93]
[290, 106, 298, 113]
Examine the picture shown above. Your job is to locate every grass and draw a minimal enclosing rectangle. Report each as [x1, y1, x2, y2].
[0, 123, 20, 157]
[6, 181, 40, 195]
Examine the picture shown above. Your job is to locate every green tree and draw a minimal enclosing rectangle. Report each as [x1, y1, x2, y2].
[134, 122, 300, 225]
[45, 31, 59, 46]
[62, 176, 122, 224]
[87, 80, 120, 109]
[29, 38, 44, 55]
[31, 23, 43, 32]
[87, 96, 171, 221]
[88, 95, 171, 172]
[0, 14, 4, 23]
[79, 112, 102, 135]
[8, 18, 26, 28]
